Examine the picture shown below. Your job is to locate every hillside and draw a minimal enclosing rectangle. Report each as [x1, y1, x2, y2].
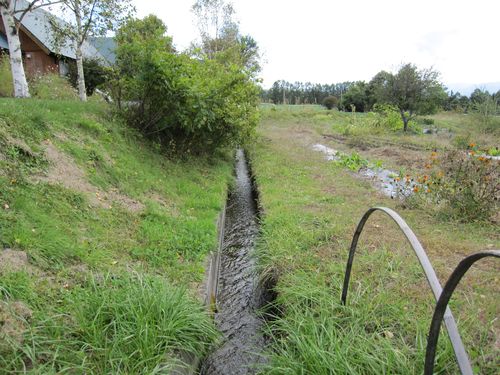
[0, 99, 232, 372]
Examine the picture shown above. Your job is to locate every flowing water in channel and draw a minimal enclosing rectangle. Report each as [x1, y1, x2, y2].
[201, 149, 267, 375]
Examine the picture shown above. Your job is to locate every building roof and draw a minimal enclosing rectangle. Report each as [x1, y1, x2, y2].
[0, 33, 8, 49]
[13, 0, 104, 61]
[89, 37, 116, 64]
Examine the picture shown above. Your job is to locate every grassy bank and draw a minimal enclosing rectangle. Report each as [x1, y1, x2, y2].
[249, 105, 499, 373]
[0, 99, 232, 372]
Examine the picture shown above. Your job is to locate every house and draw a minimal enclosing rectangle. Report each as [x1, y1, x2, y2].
[0, 0, 110, 77]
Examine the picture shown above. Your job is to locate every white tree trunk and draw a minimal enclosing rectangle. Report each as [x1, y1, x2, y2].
[75, 43, 86, 101]
[0, 1, 30, 98]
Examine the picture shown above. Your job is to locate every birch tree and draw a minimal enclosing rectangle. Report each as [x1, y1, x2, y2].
[52, 0, 133, 101]
[0, 0, 58, 97]
[192, 0, 237, 58]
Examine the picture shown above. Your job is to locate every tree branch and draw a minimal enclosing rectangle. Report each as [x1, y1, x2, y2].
[81, 0, 97, 41]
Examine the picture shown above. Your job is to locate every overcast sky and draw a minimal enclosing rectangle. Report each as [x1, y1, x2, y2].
[132, 0, 500, 90]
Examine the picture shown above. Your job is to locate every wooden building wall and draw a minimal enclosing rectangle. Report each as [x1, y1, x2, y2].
[0, 15, 59, 77]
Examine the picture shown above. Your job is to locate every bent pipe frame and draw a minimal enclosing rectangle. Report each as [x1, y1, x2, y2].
[341, 206, 472, 375]
[424, 250, 500, 375]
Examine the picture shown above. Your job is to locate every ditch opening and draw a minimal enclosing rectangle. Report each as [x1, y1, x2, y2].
[200, 149, 276, 375]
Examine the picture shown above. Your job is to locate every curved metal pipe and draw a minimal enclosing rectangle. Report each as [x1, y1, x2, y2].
[341, 207, 472, 375]
[424, 250, 500, 375]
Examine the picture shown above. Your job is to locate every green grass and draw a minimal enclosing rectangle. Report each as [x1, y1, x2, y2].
[0, 98, 231, 372]
[1, 273, 219, 373]
[249, 106, 499, 374]
[0, 55, 14, 97]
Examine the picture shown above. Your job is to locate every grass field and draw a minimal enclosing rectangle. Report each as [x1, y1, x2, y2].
[249, 105, 499, 373]
[1, 99, 498, 373]
[0, 99, 232, 373]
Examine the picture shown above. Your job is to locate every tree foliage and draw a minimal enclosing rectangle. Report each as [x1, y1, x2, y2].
[191, 0, 260, 74]
[68, 57, 107, 95]
[375, 64, 447, 131]
[112, 15, 260, 152]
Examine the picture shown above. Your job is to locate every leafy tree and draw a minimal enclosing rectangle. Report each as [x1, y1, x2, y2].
[341, 81, 370, 112]
[472, 91, 499, 130]
[444, 91, 469, 112]
[376, 64, 446, 131]
[191, 0, 260, 74]
[192, 0, 236, 58]
[470, 88, 490, 104]
[51, 0, 134, 101]
[263, 80, 353, 105]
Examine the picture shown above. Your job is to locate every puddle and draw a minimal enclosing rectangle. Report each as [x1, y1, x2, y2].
[201, 149, 267, 375]
[313, 143, 414, 198]
[312, 144, 340, 161]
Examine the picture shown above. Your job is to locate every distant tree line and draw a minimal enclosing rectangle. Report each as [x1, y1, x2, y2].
[261, 80, 353, 105]
[445, 88, 500, 114]
[262, 76, 500, 116]
[262, 64, 500, 131]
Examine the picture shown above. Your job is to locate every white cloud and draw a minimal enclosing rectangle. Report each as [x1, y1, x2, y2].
[131, 0, 500, 87]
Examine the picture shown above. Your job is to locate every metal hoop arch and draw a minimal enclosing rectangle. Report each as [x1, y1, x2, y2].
[341, 207, 472, 375]
[424, 250, 500, 375]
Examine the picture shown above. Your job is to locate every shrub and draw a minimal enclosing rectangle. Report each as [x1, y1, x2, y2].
[113, 17, 260, 153]
[372, 104, 407, 131]
[404, 150, 499, 222]
[30, 73, 78, 100]
[322, 95, 338, 110]
[419, 117, 434, 125]
[0, 54, 13, 97]
[452, 134, 472, 149]
[68, 58, 108, 96]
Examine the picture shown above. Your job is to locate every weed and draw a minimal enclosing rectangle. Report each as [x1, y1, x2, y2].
[0, 55, 13, 97]
[30, 74, 78, 100]
[334, 151, 369, 171]
[1, 274, 218, 373]
[487, 147, 499, 157]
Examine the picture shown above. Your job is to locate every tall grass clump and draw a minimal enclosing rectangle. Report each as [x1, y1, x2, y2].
[71, 274, 219, 373]
[261, 268, 456, 374]
[0, 55, 13, 97]
[1, 274, 219, 373]
[30, 73, 78, 100]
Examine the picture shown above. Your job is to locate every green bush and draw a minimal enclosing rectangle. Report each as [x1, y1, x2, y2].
[113, 16, 260, 153]
[68, 58, 108, 96]
[406, 150, 499, 222]
[30, 73, 78, 100]
[372, 103, 405, 131]
[322, 95, 338, 110]
[335, 151, 369, 171]
[0, 55, 13, 97]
